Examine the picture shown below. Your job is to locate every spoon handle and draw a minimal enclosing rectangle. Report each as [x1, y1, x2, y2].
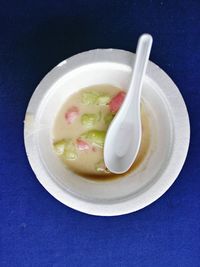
[126, 34, 153, 110]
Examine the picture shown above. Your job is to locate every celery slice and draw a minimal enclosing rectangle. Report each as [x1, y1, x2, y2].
[81, 113, 98, 128]
[81, 130, 106, 147]
[53, 139, 77, 160]
[82, 91, 99, 105]
[82, 91, 111, 106]
[96, 94, 111, 105]
[63, 150, 78, 160]
[81, 112, 102, 128]
[63, 140, 77, 160]
[53, 140, 66, 155]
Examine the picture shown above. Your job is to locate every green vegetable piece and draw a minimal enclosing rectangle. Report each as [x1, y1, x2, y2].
[63, 140, 77, 160]
[53, 139, 77, 160]
[96, 94, 111, 105]
[81, 112, 102, 128]
[63, 150, 78, 160]
[81, 113, 98, 128]
[81, 130, 106, 147]
[95, 159, 110, 173]
[53, 140, 66, 155]
[104, 113, 114, 125]
[82, 91, 99, 105]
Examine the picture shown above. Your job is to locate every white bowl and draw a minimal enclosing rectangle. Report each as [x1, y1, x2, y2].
[24, 49, 190, 216]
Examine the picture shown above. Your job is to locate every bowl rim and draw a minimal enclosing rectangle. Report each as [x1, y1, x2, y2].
[24, 49, 190, 216]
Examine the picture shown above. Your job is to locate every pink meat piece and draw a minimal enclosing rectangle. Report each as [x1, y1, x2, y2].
[109, 91, 126, 113]
[76, 139, 90, 151]
[65, 106, 79, 124]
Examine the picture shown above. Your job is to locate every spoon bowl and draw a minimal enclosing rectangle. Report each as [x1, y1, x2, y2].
[104, 34, 153, 174]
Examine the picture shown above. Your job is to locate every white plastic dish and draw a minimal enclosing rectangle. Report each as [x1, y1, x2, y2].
[24, 49, 190, 216]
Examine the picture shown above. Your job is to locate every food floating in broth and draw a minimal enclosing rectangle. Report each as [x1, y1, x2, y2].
[52, 84, 151, 179]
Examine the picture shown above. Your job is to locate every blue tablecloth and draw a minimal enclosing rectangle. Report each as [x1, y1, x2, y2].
[1, 1, 199, 266]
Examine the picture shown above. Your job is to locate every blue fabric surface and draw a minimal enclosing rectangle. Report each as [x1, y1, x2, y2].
[1, 1, 200, 266]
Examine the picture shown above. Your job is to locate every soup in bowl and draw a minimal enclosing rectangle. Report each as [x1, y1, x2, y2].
[52, 84, 151, 179]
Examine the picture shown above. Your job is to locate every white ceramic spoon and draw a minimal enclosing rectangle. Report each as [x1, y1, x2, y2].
[104, 34, 153, 174]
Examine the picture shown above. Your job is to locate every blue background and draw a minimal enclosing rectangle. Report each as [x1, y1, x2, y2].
[1, 1, 200, 266]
